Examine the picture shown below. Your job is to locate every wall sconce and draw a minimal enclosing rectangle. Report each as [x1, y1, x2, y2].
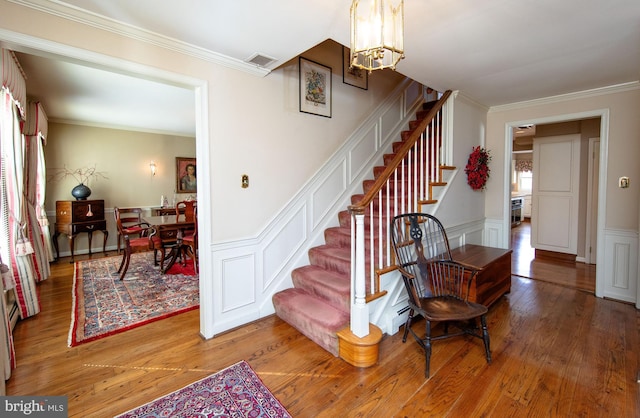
[150, 161, 157, 176]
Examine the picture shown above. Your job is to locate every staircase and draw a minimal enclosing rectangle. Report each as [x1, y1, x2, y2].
[272, 93, 453, 358]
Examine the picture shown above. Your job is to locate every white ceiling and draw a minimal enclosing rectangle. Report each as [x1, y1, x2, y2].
[9, 0, 640, 137]
[14, 51, 197, 136]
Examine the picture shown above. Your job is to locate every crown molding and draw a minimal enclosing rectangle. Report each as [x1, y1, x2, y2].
[453, 90, 490, 112]
[49, 117, 196, 138]
[8, 0, 271, 77]
[489, 81, 640, 113]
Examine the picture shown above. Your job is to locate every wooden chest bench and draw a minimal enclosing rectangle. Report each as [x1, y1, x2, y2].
[450, 244, 512, 307]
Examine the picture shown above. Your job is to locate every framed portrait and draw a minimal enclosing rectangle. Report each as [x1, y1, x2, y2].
[176, 157, 197, 193]
[342, 47, 368, 90]
[299, 57, 332, 118]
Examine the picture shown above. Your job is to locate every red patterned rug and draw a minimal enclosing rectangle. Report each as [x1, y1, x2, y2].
[69, 252, 199, 346]
[115, 360, 291, 417]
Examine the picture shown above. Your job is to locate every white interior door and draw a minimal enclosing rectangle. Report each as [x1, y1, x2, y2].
[531, 134, 580, 255]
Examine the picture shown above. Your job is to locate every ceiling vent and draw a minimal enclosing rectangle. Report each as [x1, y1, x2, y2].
[245, 53, 277, 68]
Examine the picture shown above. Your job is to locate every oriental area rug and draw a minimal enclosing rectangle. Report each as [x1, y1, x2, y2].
[114, 360, 292, 418]
[68, 252, 199, 347]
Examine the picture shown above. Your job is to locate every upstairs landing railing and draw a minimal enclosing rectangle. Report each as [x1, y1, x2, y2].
[347, 90, 454, 337]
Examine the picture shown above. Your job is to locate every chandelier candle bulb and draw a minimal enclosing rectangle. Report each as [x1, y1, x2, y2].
[350, 0, 404, 72]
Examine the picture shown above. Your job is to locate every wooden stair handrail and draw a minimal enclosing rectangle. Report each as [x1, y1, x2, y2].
[348, 90, 453, 215]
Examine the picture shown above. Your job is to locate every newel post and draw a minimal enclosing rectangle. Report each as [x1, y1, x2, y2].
[350, 208, 369, 337]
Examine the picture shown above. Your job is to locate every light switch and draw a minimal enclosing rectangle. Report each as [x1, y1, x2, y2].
[618, 176, 629, 188]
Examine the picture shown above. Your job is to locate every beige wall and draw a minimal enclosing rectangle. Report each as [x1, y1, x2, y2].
[0, 3, 411, 340]
[0, 3, 404, 243]
[209, 40, 405, 241]
[45, 122, 195, 210]
[44, 122, 195, 253]
[488, 87, 640, 232]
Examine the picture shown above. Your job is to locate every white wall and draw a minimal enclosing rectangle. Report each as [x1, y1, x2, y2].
[487, 85, 640, 301]
[433, 93, 489, 230]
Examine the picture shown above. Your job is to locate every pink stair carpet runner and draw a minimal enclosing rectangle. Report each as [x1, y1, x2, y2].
[272, 101, 437, 355]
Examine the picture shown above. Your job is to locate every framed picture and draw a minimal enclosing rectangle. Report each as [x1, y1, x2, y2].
[299, 57, 332, 118]
[176, 157, 197, 193]
[342, 46, 368, 90]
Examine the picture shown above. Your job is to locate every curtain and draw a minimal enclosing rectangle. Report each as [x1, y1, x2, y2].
[1, 50, 25, 120]
[515, 160, 533, 172]
[0, 259, 15, 376]
[0, 89, 23, 378]
[0, 51, 55, 377]
[1, 50, 44, 322]
[0, 88, 41, 319]
[24, 102, 53, 264]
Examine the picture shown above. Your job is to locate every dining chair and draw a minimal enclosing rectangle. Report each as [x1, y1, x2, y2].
[149, 230, 171, 271]
[390, 212, 492, 378]
[181, 206, 198, 273]
[175, 200, 196, 222]
[115, 211, 154, 279]
[114, 207, 150, 254]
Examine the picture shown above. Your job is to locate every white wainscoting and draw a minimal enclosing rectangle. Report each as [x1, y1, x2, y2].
[446, 219, 488, 249]
[208, 79, 428, 336]
[484, 217, 508, 249]
[601, 228, 638, 304]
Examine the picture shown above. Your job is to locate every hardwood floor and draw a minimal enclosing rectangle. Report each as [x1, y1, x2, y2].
[511, 220, 596, 292]
[6, 235, 638, 417]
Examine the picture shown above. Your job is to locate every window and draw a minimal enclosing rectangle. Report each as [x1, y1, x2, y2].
[517, 170, 533, 194]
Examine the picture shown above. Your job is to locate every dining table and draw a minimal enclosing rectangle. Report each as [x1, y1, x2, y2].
[143, 214, 195, 273]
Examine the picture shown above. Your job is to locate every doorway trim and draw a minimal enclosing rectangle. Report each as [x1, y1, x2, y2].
[503, 109, 609, 297]
[0, 28, 214, 336]
[585, 137, 600, 264]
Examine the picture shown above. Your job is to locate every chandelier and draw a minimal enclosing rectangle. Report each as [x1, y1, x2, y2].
[350, 0, 404, 72]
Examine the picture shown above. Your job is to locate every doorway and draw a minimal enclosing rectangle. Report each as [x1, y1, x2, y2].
[511, 221, 596, 292]
[0, 29, 213, 337]
[504, 111, 608, 297]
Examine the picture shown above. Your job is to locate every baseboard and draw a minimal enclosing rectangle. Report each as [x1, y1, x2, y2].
[535, 249, 576, 263]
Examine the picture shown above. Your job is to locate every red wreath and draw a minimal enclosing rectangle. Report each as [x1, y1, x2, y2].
[465, 146, 491, 190]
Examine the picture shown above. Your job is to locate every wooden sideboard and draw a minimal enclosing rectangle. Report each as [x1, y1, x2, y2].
[151, 207, 185, 216]
[53, 199, 108, 262]
[450, 244, 512, 308]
